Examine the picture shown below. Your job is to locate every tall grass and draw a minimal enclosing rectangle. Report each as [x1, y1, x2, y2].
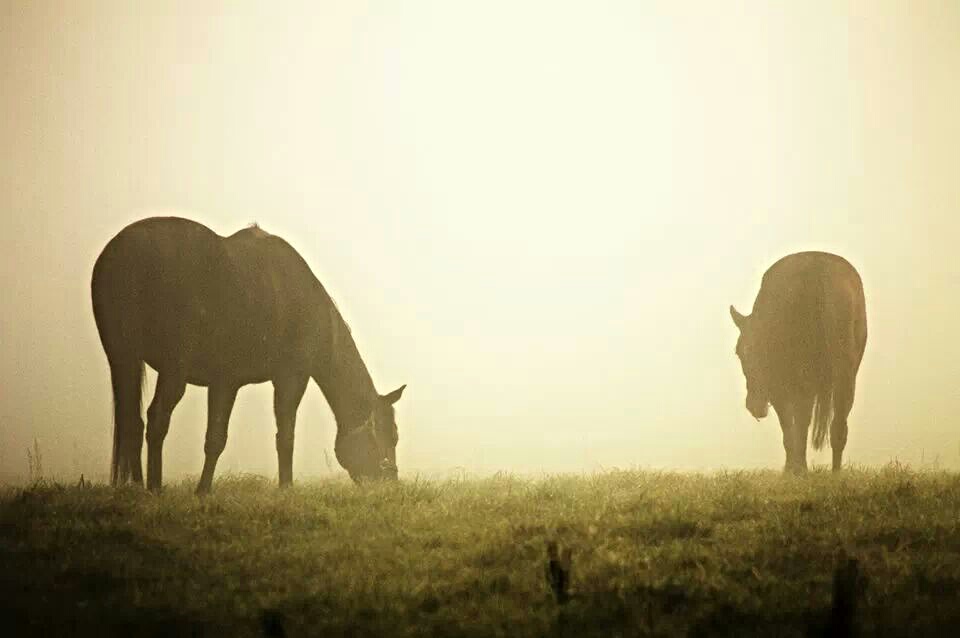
[2, 465, 959, 636]
[25, 437, 44, 484]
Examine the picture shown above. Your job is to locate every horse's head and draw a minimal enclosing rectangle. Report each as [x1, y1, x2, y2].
[335, 385, 406, 482]
[730, 306, 770, 420]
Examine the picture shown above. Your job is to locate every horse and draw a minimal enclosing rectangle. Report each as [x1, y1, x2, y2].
[730, 251, 867, 473]
[91, 217, 406, 493]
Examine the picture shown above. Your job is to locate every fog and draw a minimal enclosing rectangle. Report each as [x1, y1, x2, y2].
[2, 1, 958, 482]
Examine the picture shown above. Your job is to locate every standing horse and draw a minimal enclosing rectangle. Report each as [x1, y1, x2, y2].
[730, 252, 867, 473]
[91, 217, 405, 493]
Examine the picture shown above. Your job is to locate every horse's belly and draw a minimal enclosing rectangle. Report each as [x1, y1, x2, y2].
[143, 331, 277, 386]
[145, 358, 274, 387]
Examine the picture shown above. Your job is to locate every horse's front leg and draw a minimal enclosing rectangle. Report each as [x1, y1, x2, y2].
[146, 373, 186, 492]
[273, 374, 309, 488]
[775, 396, 814, 474]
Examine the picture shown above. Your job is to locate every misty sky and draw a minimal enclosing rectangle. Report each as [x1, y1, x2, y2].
[2, 1, 959, 481]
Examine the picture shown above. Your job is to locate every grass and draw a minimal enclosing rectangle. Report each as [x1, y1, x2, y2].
[2, 465, 960, 636]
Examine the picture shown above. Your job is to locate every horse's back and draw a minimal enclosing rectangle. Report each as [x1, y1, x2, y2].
[761, 252, 862, 296]
[93, 217, 224, 287]
[93, 217, 227, 310]
[92, 217, 326, 383]
[758, 252, 864, 318]
[757, 251, 867, 374]
[91, 218, 232, 369]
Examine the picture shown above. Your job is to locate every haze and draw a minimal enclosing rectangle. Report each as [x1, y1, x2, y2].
[2, 1, 958, 482]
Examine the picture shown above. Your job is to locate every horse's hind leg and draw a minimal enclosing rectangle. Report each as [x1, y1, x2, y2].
[146, 374, 186, 492]
[831, 377, 856, 472]
[109, 360, 145, 486]
[792, 395, 814, 473]
[196, 383, 239, 495]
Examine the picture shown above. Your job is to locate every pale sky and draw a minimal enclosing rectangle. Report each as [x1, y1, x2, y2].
[1, 1, 959, 481]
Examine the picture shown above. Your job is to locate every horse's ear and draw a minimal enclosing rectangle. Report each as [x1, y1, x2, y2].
[382, 385, 406, 406]
[729, 305, 747, 330]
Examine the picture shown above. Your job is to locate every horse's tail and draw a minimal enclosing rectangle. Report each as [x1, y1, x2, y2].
[809, 387, 835, 451]
[108, 359, 145, 485]
[810, 273, 841, 451]
[808, 340, 837, 450]
[92, 241, 145, 486]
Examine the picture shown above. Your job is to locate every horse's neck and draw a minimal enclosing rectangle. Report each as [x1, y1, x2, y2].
[314, 307, 378, 432]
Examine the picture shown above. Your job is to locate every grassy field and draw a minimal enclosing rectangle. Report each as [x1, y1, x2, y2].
[2, 465, 960, 637]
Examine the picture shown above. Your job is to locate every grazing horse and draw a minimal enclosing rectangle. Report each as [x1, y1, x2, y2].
[91, 217, 406, 493]
[730, 252, 867, 473]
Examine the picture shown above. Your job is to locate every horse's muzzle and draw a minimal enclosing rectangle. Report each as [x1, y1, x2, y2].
[747, 397, 769, 420]
[379, 458, 399, 480]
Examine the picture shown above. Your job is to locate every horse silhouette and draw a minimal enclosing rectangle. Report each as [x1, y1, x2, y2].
[731, 252, 867, 473]
[91, 217, 405, 493]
